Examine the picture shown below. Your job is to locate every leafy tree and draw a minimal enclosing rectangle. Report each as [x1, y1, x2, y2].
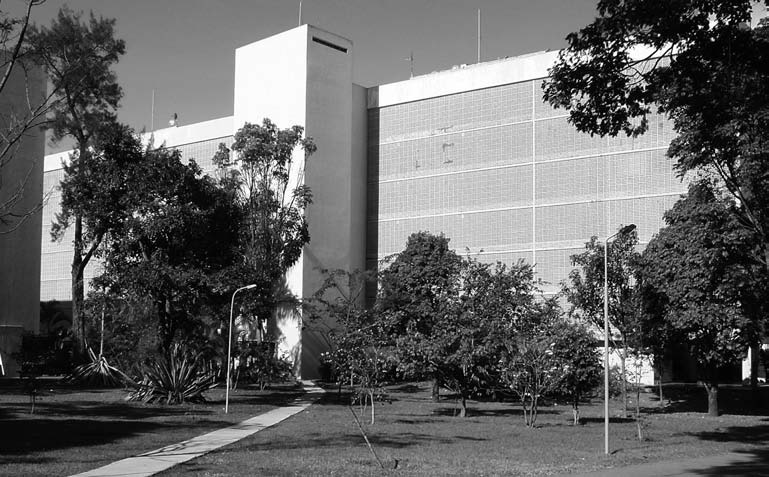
[562, 226, 640, 416]
[543, 1, 769, 368]
[552, 323, 602, 425]
[636, 182, 761, 416]
[93, 136, 241, 353]
[377, 232, 463, 400]
[498, 299, 563, 428]
[213, 119, 315, 326]
[309, 269, 393, 424]
[0, 0, 57, 230]
[28, 7, 126, 352]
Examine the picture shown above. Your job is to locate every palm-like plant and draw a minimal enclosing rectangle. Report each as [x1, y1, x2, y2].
[127, 342, 217, 404]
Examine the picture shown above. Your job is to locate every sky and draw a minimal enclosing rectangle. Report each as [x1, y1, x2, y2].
[7, 0, 601, 151]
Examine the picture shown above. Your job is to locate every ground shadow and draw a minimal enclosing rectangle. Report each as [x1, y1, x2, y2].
[0, 417, 224, 460]
[579, 416, 637, 424]
[687, 448, 769, 476]
[643, 385, 769, 416]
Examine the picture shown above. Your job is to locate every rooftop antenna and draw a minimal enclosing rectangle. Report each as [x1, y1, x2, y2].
[477, 8, 482, 63]
[298, 1, 302, 26]
[151, 89, 155, 131]
[405, 51, 414, 78]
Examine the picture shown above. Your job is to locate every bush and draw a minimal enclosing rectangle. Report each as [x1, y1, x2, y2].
[233, 341, 293, 390]
[594, 365, 625, 398]
[127, 342, 217, 404]
[12, 331, 74, 376]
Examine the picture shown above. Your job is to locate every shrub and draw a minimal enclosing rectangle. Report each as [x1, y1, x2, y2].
[232, 341, 293, 390]
[127, 342, 217, 404]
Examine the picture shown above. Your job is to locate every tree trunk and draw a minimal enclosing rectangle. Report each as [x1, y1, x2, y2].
[369, 391, 375, 425]
[71, 215, 85, 355]
[459, 394, 467, 418]
[572, 396, 580, 425]
[620, 346, 628, 418]
[432, 377, 440, 402]
[704, 382, 719, 417]
[751, 341, 760, 409]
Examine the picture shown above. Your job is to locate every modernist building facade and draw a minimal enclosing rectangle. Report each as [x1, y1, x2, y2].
[40, 24, 686, 378]
[0, 60, 45, 377]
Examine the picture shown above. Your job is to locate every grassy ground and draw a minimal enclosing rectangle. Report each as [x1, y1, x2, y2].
[158, 382, 769, 477]
[0, 379, 303, 477]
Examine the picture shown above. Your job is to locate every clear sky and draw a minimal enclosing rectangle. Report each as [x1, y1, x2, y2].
[9, 0, 601, 150]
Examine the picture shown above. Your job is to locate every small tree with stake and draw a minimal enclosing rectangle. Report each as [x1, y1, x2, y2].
[552, 323, 602, 425]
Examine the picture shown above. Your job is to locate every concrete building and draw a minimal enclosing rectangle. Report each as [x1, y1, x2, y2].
[41, 24, 687, 379]
[0, 59, 46, 376]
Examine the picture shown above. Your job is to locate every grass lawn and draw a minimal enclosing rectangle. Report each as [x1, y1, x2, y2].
[0, 379, 304, 477]
[158, 382, 769, 477]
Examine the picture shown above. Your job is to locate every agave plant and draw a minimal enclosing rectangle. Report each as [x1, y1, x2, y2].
[127, 342, 218, 404]
[67, 346, 130, 387]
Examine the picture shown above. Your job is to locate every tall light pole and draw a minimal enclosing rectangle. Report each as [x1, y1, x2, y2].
[603, 223, 635, 455]
[225, 284, 257, 413]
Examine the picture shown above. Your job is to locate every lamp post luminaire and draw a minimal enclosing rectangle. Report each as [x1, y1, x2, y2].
[225, 284, 257, 414]
[603, 223, 636, 455]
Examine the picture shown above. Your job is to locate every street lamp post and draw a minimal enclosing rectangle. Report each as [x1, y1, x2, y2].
[225, 284, 257, 413]
[603, 223, 635, 455]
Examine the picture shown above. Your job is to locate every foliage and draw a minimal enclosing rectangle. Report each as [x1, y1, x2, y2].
[213, 119, 315, 322]
[66, 347, 129, 387]
[126, 342, 217, 405]
[562, 225, 640, 415]
[11, 331, 74, 376]
[309, 268, 394, 424]
[28, 6, 126, 352]
[498, 300, 563, 427]
[544, 0, 769, 311]
[93, 135, 242, 353]
[430, 259, 541, 418]
[378, 232, 463, 392]
[636, 182, 762, 415]
[232, 342, 293, 391]
[552, 323, 602, 425]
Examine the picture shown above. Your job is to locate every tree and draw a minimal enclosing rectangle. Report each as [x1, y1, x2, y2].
[636, 182, 761, 416]
[309, 269, 393, 424]
[377, 232, 463, 400]
[562, 226, 640, 416]
[28, 7, 126, 352]
[93, 137, 241, 353]
[0, 0, 57, 230]
[213, 119, 315, 331]
[552, 323, 602, 425]
[543, 1, 769, 358]
[498, 299, 563, 428]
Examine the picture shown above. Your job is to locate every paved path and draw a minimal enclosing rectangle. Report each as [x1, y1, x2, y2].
[567, 450, 769, 477]
[71, 380, 324, 477]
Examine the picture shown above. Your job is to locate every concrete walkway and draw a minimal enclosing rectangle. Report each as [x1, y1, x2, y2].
[568, 450, 769, 477]
[71, 380, 324, 477]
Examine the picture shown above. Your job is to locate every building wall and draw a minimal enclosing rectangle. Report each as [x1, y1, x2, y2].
[367, 58, 685, 295]
[0, 61, 45, 376]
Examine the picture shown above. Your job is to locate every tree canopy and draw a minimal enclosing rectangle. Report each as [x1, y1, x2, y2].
[543, 0, 769, 269]
[636, 181, 763, 415]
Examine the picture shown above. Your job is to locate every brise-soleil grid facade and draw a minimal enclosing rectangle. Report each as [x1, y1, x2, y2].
[367, 77, 683, 294]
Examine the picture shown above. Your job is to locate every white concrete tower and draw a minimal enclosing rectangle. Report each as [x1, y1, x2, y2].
[233, 25, 367, 378]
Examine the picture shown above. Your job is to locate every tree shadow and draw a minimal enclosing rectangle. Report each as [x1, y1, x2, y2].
[0, 417, 225, 460]
[643, 385, 769, 416]
[430, 406, 560, 417]
[579, 416, 637, 424]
